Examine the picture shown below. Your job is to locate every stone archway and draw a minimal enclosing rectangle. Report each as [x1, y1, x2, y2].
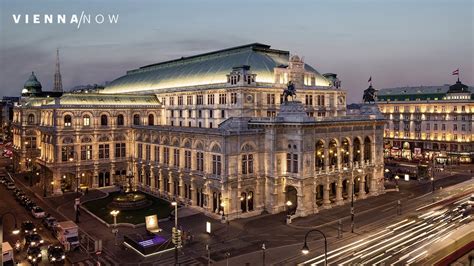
[286, 185, 298, 213]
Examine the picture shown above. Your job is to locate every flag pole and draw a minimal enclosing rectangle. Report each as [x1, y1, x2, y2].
[458, 68, 460, 82]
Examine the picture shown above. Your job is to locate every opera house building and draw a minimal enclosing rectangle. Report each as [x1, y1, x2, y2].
[12, 43, 385, 220]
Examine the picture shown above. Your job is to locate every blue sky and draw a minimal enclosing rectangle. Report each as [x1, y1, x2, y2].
[0, 0, 472, 103]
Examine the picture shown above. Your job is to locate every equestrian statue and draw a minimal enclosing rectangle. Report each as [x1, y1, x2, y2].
[282, 81, 296, 102]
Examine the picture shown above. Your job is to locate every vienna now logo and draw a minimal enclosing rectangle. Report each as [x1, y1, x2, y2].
[12, 11, 119, 29]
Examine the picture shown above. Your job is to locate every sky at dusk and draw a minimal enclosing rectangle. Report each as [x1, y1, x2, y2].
[0, 0, 472, 103]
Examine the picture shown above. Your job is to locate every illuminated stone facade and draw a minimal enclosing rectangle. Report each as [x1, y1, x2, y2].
[13, 43, 385, 220]
[377, 81, 473, 163]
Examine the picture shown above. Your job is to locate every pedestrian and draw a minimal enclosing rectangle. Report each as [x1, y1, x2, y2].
[85, 187, 89, 195]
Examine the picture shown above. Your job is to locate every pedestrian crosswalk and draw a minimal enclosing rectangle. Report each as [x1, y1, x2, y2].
[72, 253, 118, 266]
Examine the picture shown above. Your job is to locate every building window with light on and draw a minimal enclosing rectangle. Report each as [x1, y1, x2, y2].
[81, 145, 93, 160]
[83, 115, 91, 127]
[64, 115, 72, 127]
[61, 146, 74, 162]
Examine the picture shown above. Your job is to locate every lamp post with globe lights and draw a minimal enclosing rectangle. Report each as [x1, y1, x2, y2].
[301, 229, 327, 265]
[110, 210, 120, 246]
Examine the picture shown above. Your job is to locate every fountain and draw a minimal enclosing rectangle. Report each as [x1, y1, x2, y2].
[107, 168, 151, 210]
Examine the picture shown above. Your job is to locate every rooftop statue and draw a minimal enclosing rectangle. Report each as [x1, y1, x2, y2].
[282, 81, 296, 102]
[363, 85, 377, 103]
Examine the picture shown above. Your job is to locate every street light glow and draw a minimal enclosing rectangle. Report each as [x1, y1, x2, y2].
[171, 201, 177, 206]
[110, 210, 120, 216]
[286, 200, 292, 207]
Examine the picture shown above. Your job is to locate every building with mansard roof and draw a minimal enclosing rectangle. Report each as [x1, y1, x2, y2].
[13, 43, 385, 220]
[376, 81, 473, 163]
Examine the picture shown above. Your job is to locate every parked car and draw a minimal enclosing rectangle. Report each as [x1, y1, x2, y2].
[6, 182, 16, 190]
[21, 221, 37, 234]
[25, 202, 37, 211]
[25, 233, 44, 247]
[26, 246, 42, 264]
[47, 245, 65, 263]
[31, 207, 46, 219]
[42, 216, 58, 230]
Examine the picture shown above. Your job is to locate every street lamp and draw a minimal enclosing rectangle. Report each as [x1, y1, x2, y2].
[301, 229, 328, 265]
[262, 243, 266, 266]
[110, 210, 120, 246]
[395, 175, 400, 191]
[171, 201, 178, 266]
[0, 212, 20, 255]
[286, 200, 293, 224]
[351, 179, 355, 234]
[430, 177, 434, 193]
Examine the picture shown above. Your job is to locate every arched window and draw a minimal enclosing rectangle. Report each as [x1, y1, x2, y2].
[64, 115, 72, 127]
[133, 114, 140, 125]
[83, 115, 91, 126]
[148, 114, 154, 126]
[100, 115, 108, 126]
[117, 114, 124, 126]
[27, 114, 35, 124]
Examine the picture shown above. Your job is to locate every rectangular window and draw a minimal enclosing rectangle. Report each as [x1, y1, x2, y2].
[187, 95, 193, 105]
[305, 95, 313, 105]
[61, 146, 74, 162]
[178, 96, 183, 105]
[207, 94, 215, 105]
[146, 145, 151, 161]
[219, 94, 227, 105]
[267, 94, 275, 105]
[434, 124, 438, 130]
[242, 154, 254, 174]
[115, 143, 126, 158]
[196, 152, 204, 171]
[212, 155, 222, 176]
[184, 150, 191, 170]
[154, 146, 160, 162]
[230, 92, 237, 104]
[197, 95, 203, 105]
[426, 124, 430, 130]
[98, 144, 109, 159]
[163, 147, 170, 165]
[441, 124, 446, 131]
[137, 144, 143, 160]
[173, 148, 180, 167]
[169, 96, 175, 106]
[81, 145, 93, 160]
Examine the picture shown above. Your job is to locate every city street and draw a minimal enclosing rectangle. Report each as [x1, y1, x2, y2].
[3, 152, 474, 265]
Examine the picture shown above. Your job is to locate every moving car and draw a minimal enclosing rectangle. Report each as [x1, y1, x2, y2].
[21, 221, 37, 234]
[31, 207, 46, 219]
[25, 233, 44, 247]
[42, 216, 58, 230]
[47, 245, 65, 263]
[25, 202, 37, 211]
[26, 246, 42, 264]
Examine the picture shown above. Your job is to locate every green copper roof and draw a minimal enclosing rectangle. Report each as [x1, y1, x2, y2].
[23, 72, 42, 95]
[101, 43, 330, 94]
[44, 93, 161, 106]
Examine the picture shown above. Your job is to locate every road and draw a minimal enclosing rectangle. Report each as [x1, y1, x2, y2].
[297, 183, 474, 265]
[0, 168, 63, 265]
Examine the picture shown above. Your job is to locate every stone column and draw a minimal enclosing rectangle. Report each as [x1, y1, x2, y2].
[312, 180, 319, 214]
[168, 172, 174, 197]
[349, 144, 354, 169]
[150, 166, 155, 191]
[336, 177, 343, 205]
[190, 177, 197, 206]
[323, 181, 331, 208]
[323, 148, 329, 172]
[110, 163, 116, 185]
[359, 175, 367, 199]
[92, 167, 99, 188]
[179, 173, 185, 200]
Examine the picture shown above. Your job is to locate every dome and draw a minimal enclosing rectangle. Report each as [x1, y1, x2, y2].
[101, 43, 331, 94]
[23, 72, 42, 95]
